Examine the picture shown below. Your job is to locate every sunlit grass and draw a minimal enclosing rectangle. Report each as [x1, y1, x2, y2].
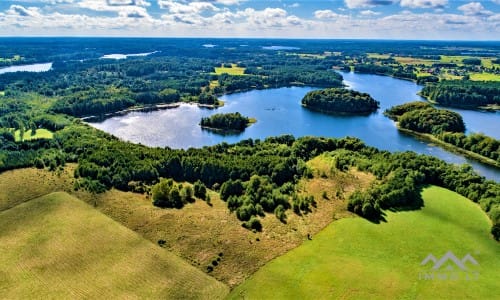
[229, 186, 499, 299]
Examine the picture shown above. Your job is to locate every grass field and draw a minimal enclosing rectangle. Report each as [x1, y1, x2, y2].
[14, 128, 54, 142]
[470, 72, 500, 81]
[228, 186, 500, 299]
[214, 64, 246, 75]
[0, 192, 229, 299]
[0, 160, 373, 288]
[367, 53, 391, 59]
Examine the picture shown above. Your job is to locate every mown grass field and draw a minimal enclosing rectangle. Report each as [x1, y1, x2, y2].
[228, 186, 500, 299]
[0, 192, 229, 299]
[14, 128, 54, 142]
[214, 64, 246, 76]
[470, 72, 500, 81]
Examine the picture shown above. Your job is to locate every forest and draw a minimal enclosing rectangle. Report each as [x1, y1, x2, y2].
[385, 101, 465, 134]
[385, 102, 499, 165]
[200, 112, 252, 132]
[420, 80, 500, 109]
[301, 88, 379, 114]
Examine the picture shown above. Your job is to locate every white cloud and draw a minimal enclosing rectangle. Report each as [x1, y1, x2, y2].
[158, 1, 219, 13]
[0, 0, 498, 39]
[400, 0, 447, 9]
[7, 5, 41, 17]
[344, 0, 396, 9]
[493, 0, 500, 4]
[458, 2, 493, 16]
[360, 9, 381, 15]
[213, 0, 244, 5]
[287, 3, 300, 8]
[314, 9, 343, 19]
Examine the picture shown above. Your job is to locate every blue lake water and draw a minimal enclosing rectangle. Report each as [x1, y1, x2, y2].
[89, 72, 499, 181]
[0, 62, 52, 75]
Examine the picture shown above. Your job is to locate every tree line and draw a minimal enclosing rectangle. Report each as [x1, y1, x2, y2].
[420, 80, 500, 109]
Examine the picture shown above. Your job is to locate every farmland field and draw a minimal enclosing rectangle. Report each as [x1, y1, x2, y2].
[0, 192, 229, 299]
[229, 186, 500, 299]
[214, 64, 246, 75]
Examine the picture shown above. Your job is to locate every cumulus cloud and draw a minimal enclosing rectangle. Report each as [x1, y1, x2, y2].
[400, 0, 447, 9]
[314, 9, 344, 19]
[458, 2, 493, 16]
[78, 0, 152, 18]
[360, 10, 381, 15]
[158, 1, 219, 13]
[344, 0, 396, 9]
[7, 5, 41, 17]
[212, 0, 244, 5]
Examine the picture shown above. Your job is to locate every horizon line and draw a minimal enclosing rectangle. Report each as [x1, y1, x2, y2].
[0, 36, 499, 42]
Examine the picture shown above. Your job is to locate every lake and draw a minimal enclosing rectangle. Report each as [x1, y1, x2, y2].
[0, 62, 52, 75]
[89, 72, 499, 181]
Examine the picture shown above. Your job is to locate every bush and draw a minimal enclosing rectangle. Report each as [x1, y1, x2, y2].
[244, 216, 262, 232]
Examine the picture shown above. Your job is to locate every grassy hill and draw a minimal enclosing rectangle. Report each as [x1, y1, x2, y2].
[228, 186, 500, 299]
[0, 192, 229, 299]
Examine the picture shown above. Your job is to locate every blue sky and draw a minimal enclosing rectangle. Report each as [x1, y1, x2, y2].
[0, 1, 499, 39]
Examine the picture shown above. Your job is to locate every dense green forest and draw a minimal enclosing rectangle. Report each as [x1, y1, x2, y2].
[420, 80, 500, 109]
[386, 102, 499, 165]
[301, 88, 379, 114]
[200, 112, 252, 132]
[385, 101, 465, 134]
[354, 64, 417, 81]
[439, 132, 500, 164]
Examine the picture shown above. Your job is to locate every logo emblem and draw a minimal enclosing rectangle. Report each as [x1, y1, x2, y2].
[419, 251, 479, 281]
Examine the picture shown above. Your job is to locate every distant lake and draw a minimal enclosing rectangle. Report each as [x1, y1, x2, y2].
[100, 51, 159, 60]
[262, 46, 300, 50]
[0, 62, 52, 75]
[89, 72, 499, 181]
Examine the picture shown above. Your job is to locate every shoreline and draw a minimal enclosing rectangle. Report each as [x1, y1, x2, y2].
[397, 127, 500, 169]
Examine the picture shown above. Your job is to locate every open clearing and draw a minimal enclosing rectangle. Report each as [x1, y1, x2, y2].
[14, 128, 54, 142]
[0, 192, 229, 299]
[470, 72, 500, 81]
[214, 64, 246, 76]
[229, 186, 500, 299]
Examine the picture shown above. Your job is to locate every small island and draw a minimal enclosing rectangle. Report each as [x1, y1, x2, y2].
[200, 112, 255, 134]
[301, 88, 379, 114]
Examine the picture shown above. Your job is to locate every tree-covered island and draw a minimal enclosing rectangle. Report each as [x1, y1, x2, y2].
[301, 88, 379, 114]
[200, 112, 255, 133]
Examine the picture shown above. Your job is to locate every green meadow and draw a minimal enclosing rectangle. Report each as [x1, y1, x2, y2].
[229, 186, 499, 299]
[14, 128, 54, 142]
[0, 192, 229, 299]
[214, 64, 246, 75]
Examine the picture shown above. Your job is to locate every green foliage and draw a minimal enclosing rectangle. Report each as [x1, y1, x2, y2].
[152, 179, 188, 209]
[440, 132, 500, 164]
[462, 58, 481, 65]
[243, 216, 262, 232]
[200, 112, 251, 132]
[420, 80, 500, 108]
[386, 101, 465, 134]
[220, 179, 244, 201]
[302, 88, 379, 114]
[193, 180, 207, 200]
